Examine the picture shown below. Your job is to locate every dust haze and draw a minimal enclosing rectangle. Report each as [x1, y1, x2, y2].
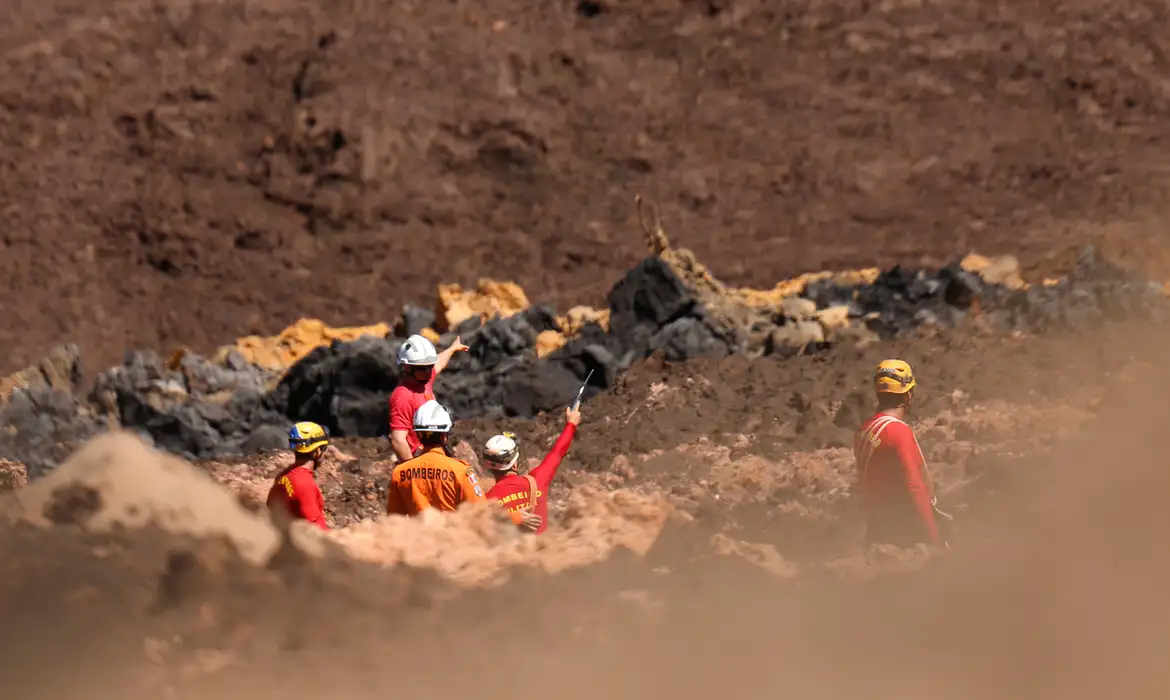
[2, 322, 1169, 700]
[6, 0, 1170, 698]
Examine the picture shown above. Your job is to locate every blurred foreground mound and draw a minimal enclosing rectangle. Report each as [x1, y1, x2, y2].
[0, 430, 675, 589]
[7, 347, 1170, 700]
[334, 481, 671, 587]
[0, 432, 289, 565]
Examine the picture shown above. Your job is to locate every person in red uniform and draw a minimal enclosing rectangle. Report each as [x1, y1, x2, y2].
[853, 359, 946, 549]
[267, 421, 331, 531]
[389, 333, 469, 463]
[483, 405, 581, 535]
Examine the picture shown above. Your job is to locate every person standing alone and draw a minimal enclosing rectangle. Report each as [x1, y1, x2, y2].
[853, 359, 945, 549]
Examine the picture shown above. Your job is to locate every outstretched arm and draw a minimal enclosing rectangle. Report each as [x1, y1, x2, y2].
[529, 407, 581, 489]
[434, 336, 469, 377]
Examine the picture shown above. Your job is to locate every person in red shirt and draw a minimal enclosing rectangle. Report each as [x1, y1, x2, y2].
[853, 359, 948, 549]
[267, 421, 331, 531]
[483, 405, 581, 535]
[389, 333, 468, 463]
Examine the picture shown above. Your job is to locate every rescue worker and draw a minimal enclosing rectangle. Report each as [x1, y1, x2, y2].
[267, 421, 331, 531]
[386, 400, 486, 516]
[389, 333, 469, 463]
[853, 359, 947, 549]
[483, 404, 581, 535]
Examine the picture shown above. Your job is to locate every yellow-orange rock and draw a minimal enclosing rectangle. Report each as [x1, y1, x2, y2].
[724, 268, 881, 308]
[224, 318, 391, 371]
[535, 330, 566, 358]
[558, 306, 610, 335]
[0, 344, 81, 406]
[814, 305, 851, 330]
[961, 253, 1026, 289]
[435, 279, 530, 332]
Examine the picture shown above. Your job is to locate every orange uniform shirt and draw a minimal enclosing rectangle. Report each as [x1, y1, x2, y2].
[386, 446, 486, 516]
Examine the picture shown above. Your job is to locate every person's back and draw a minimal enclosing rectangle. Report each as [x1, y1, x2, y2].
[387, 447, 484, 515]
[267, 465, 329, 530]
[267, 421, 332, 531]
[853, 360, 940, 548]
[485, 413, 579, 534]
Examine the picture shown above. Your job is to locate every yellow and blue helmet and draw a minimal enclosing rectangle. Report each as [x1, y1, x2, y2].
[874, 359, 917, 395]
[288, 421, 330, 454]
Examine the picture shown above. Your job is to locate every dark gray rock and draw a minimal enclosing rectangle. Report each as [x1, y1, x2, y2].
[469, 314, 538, 368]
[500, 362, 584, 417]
[522, 304, 561, 334]
[6, 246, 1169, 469]
[939, 264, 982, 309]
[0, 386, 104, 480]
[397, 304, 436, 337]
[607, 257, 697, 345]
[651, 317, 731, 362]
[266, 336, 402, 437]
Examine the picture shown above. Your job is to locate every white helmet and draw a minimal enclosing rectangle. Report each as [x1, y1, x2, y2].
[412, 400, 453, 433]
[483, 432, 519, 470]
[398, 334, 438, 366]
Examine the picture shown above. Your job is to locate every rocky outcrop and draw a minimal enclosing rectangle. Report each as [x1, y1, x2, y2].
[1, 207, 1166, 473]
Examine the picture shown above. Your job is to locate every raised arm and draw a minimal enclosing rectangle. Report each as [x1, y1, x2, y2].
[433, 336, 469, 377]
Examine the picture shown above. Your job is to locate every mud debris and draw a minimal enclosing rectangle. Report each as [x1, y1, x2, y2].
[1, 242, 1166, 470]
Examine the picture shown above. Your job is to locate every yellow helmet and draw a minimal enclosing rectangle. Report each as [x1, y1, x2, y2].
[874, 359, 917, 395]
[288, 421, 330, 454]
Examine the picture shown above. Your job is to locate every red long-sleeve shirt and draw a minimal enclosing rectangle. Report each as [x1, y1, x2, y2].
[485, 424, 577, 534]
[853, 413, 939, 546]
[266, 465, 329, 531]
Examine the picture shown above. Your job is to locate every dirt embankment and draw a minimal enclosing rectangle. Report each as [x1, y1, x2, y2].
[7, 1, 1170, 697]
[3, 319, 1170, 700]
[7, 0, 1170, 373]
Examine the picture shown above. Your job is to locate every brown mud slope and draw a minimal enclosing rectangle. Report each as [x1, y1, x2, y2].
[4, 323, 1170, 700]
[452, 318, 1136, 473]
[266, 320, 1145, 557]
[7, 1, 1170, 372]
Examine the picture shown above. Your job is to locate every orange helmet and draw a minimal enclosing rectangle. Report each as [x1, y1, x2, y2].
[874, 359, 917, 395]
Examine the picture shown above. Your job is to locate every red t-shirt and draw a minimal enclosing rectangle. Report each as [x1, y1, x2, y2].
[853, 413, 939, 545]
[485, 424, 577, 534]
[389, 376, 436, 455]
[266, 465, 329, 530]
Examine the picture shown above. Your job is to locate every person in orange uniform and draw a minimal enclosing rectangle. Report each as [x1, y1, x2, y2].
[386, 400, 486, 516]
[853, 359, 948, 549]
[267, 421, 331, 531]
[389, 333, 469, 463]
[483, 405, 581, 535]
